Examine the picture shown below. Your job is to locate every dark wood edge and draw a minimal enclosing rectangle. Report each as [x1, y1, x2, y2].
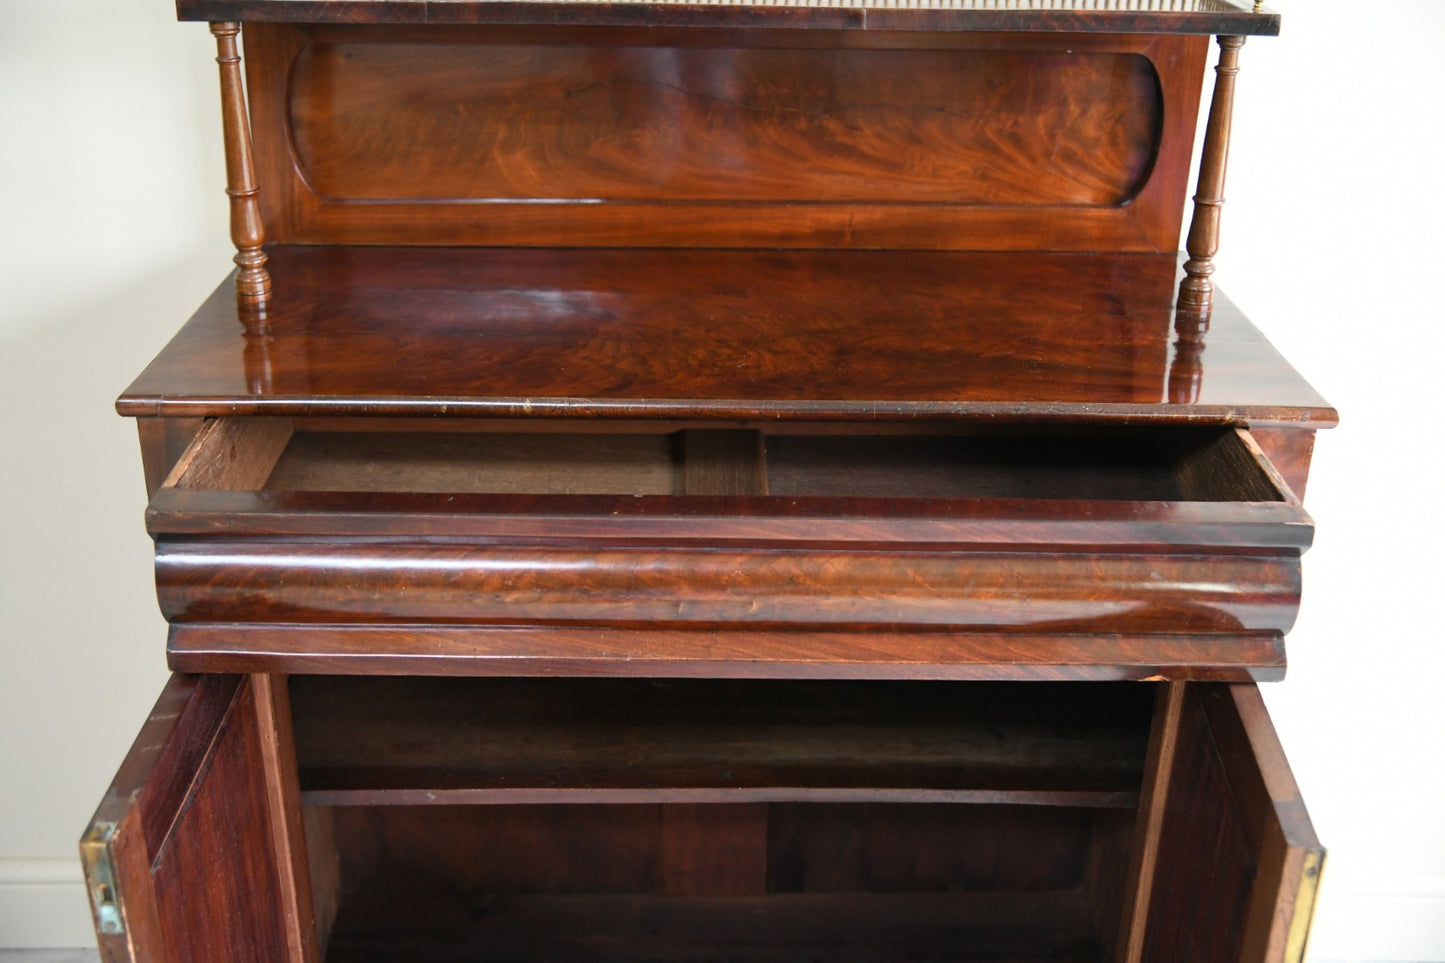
[167, 625, 1288, 681]
[137, 418, 207, 500]
[297, 786, 1143, 807]
[1235, 427, 1305, 508]
[251, 674, 321, 963]
[80, 675, 246, 960]
[136, 675, 247, 862]
[117, 394, 1342, 427]
[176, 1, 1280, 36]
[1117, 681, 1186, 963]
[146, 488, 1315, 550]
[1199, 683, 1324, 963]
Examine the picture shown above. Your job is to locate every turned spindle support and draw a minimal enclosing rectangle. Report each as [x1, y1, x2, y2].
[211, 22, 271, 307]
[1176, 35, 1245, 337]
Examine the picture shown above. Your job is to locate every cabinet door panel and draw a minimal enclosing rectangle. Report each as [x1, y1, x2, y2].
[1140, 683, 1322, 963]
[80, 675, 294, 963]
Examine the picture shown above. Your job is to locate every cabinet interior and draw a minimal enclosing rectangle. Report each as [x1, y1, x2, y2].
[188, 421, 1284, 503]
[290, 677, 1156, 962]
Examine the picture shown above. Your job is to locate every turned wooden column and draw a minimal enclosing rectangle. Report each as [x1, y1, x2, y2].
[1177, 35, 1245, 336]
[211, 22, 271, 306]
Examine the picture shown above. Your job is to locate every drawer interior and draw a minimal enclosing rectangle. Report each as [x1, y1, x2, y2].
[291, 678, 1153, 962]
[183, 420, 1287, 503]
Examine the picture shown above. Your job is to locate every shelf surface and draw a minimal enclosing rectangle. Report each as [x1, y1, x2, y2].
[291, 677, 1150, 806]
[120, 247, 1333, 426]
[177, 0, 1278, 34]
[323, 891, 1103, 962]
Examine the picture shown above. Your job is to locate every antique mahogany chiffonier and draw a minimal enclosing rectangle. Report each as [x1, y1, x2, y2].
[81, 1, 1332, 960]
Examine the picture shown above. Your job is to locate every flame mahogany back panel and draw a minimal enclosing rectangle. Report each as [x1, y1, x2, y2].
[244, 24, 1207, 250]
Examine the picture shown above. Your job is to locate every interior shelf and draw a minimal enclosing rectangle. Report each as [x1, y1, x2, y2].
[290, 678, 1152, 806]
[322, 890, 1104, 962]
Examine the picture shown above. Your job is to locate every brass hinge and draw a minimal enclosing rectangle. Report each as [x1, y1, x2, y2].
[81, 821, 124, 936]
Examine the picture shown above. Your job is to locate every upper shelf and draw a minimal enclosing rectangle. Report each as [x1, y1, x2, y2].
[119, 246, 1333, 426]
[176, 0, 1279, 34]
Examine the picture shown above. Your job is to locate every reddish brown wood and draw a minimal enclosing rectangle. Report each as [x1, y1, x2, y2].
[302, 806, 340, 954]
[92, 5, 1324, 957]
[252, 674, 320, 963]
[321, 890, 1101, 962]
[145, 420, 1309, 649]
[80, 675, 292, 963]
[154, 540, 1303, 634]
[1201, 685, 1324, 963]
[179, 0, 1282, 35]
[1139, 683, 1322, 963]
[167, 624, 1288, 682]
[210, 23, 271, 306]
[1117, 682, 1186, 963]
[659, 805, 769, 897]
[245, 25, 1202, 252]
[288, 677, 1150, 806]
[1249, 427, 1317, 501]
[317, 801, 1130, 960]
[135, 418, 204, 499]
[117, 248, 1336, 426]
[1177, 35, 1245, 332]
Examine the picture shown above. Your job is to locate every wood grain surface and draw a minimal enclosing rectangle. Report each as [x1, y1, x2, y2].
[289, 676, 1150, 806]
[166, 624, 1289, 681]
[287, 44, 1159, 205]
[81, 676, 293, 963]
[117, 248, 1336, 426]
[244, 26, 1205, 251]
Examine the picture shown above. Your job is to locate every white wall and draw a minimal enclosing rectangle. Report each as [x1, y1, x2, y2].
[0, 0, 1441, 957]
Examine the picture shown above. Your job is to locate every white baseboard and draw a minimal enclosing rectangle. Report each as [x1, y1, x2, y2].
[0, 861, 96, 949]
[1307, 890, 1445, 963]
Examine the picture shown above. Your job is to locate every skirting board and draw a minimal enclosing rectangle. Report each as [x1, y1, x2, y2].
[1, 858, 1443, 959]
[0, 862, 95, 950]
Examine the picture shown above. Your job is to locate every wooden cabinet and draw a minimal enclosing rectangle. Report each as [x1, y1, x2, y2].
[84, 2, 1328, 960]
[90, 674, 1319, 962]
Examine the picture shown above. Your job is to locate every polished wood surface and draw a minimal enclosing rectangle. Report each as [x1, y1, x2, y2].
[89, 1, 1326, 957]
[118, 248, 1336, 426]
[167, 625, 1289, 682]
[244, 26, 1204, 251]
[81, 675, 292, 963]
[289, 677, 1150, 807]
[1139, 684, 1322, 963]
[1177, 34, 1245, 330]
[178, 0, 1280, 35]
[291, 44, 1157, 206]
[146, 420, 1309, 651]
[210, 23, 271, 304]
[1249, 427, 1316, 500]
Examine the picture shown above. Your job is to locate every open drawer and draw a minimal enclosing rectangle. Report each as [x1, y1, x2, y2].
[149, 419, 1312, 680]
[82, 674, 1322, 963]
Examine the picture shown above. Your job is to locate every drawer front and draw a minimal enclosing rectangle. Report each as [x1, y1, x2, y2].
[148, 418, 1311, 679]
[84, 676, 1319, 962]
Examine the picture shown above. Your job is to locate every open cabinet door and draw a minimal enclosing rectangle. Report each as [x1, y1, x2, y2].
[80, 674, 315, 963]
[1137, 683, 1324, 963]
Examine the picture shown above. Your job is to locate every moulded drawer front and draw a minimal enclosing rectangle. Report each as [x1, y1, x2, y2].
[146, 418, 1313, 680]
[82, 675, 1321, 963]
